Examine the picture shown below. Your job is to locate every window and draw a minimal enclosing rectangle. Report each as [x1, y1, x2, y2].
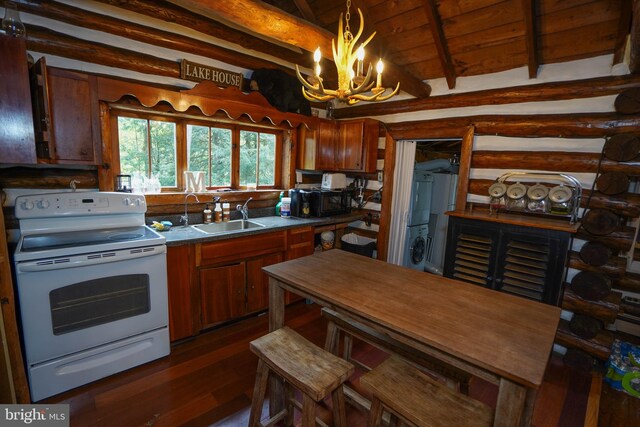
[113, 111, 282, 191]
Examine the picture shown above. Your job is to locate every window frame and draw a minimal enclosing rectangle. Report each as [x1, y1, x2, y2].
[110, 107, 283, 192]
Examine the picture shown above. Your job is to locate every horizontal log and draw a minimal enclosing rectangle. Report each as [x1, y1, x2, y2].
[562, 287, 621, 324]
[26, 25, 179, 78]
[0, 167, 98, 189]
[471, 151, 640, 175]
[568, 252, 627, 278]
[575, 227, 636, 252]
[613, 271, 640, 293]
[469, 179, 640, 218]
[16, 0, 302, 83]
[334, 74, 640, 119]
[555, 319, 614, 361]
[387, 113, 640, 140]
[621, 299, 640, 317]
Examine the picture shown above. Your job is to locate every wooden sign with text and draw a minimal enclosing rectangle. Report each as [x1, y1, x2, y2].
[180, 59, 243, 88]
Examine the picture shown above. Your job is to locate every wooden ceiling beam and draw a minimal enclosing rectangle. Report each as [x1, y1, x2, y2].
[521, 0, 539, 78]
[293, 0, 317, 22]
[172, 0, 432, 98]
[631, 0, 640, 73]
[93, 0, 308, 67]
[422, 0, 456, 89]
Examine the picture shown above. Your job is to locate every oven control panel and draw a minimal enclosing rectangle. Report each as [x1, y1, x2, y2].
[15, 192, 147, 218]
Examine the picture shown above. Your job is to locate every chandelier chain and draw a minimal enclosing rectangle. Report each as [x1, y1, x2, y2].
[344, 0, 352, 42]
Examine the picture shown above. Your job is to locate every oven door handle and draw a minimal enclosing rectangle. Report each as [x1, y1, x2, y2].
[16, 245, 166, 272]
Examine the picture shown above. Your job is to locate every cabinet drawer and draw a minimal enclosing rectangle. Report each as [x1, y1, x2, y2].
[288, 226, 314, 247]
[198, 231, 286, 266]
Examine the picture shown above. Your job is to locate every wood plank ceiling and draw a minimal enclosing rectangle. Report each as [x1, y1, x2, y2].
[170, 0, 632, 95]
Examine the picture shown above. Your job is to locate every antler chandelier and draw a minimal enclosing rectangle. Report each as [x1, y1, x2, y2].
[295, 0, 400, 105]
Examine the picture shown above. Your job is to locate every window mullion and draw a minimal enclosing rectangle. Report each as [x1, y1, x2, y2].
[231, 126, 240, 189]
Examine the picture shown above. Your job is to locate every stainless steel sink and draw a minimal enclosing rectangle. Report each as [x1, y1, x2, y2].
[192, 219, 266, 234]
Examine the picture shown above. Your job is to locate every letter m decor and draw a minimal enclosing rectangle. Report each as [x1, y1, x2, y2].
[180, 59, 243, 89]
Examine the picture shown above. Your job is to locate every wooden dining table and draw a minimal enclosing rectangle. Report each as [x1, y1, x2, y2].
[263, 249, 561, 427]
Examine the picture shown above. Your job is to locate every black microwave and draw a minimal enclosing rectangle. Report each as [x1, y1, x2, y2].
[309, 190, 351, 217]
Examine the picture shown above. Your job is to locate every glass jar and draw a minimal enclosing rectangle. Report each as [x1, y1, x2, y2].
[488, 182, 507, 214]
[548, 185, 573, 215]
[526, 183, 549, 213]
[506, 183, 527, 211]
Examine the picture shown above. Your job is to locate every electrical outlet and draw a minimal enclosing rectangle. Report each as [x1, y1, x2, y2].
[372, 191, 382, 203]
[377, 171, 383, 182]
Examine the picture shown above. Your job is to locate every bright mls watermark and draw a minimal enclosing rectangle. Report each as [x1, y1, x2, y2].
[1, 405, 69, 426]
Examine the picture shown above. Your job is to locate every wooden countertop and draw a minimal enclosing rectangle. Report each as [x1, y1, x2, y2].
[447, 209, 581, 233]
[264, 250, 561, 389]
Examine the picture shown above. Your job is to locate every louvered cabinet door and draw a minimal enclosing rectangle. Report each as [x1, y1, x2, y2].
[444, 217, 571, 306]
[495, 227, 571, 305]
[444, 218, 499, 288]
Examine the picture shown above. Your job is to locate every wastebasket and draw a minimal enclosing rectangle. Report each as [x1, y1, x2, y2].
[340, 233, 376, 258]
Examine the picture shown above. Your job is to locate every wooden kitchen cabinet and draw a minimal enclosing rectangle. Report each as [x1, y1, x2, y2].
[300, 118, 379, 173]
[0, 35, 36, 164]
[167, 245, 198, 342]
[246, 252, 284, 313]
[197, 231, 287, 329]
[200, 262, 246, 328]
[443, 216, 571, 305]
[31, 59, 101, 164]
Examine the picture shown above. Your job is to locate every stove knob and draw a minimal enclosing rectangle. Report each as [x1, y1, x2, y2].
[134, 197, 144, 207]
[123, 198, 132, 206]
[37, 199, 50, 209]
[21, 200, 34, 211]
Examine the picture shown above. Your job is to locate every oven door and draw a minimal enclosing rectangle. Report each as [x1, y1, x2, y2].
[15, 245, 168, 365]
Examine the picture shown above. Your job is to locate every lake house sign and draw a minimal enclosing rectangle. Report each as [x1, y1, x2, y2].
[180, 59, 243, 88]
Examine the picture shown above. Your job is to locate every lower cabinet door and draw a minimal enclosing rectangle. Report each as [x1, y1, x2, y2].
[200, 262, 246, 329]
[246, 252, 284, 313]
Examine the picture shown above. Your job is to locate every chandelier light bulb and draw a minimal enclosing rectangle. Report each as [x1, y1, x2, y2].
[376, 59, 384, 88]
[313, 48, 322, 63]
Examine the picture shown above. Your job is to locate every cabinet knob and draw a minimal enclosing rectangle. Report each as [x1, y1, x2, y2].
[486, 276, 493, 282]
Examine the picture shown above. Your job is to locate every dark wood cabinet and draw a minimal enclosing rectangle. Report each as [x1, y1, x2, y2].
[0, 35, 36, 164]
[285, 226, 315, 304]
[31, 59, 101, 164]
[444, 216, 571, 305]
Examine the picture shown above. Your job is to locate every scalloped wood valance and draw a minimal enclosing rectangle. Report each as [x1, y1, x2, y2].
[95, 77, 314, 128]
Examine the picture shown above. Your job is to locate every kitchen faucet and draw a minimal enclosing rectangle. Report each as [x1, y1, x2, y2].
[182, 193, 200, 227]
[236, 197, 253, 221]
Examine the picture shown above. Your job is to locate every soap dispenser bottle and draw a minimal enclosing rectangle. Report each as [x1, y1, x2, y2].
[214, 203, 222, 223]
[203, 204, 212, 223]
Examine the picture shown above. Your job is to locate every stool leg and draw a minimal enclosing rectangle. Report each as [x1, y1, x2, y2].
[331, 385, 348, 427]
[367, 397, 384, 427]
[301, 394, 317, 427]
[343, 334, 353, 361]
[248, 359, 269, 427]
[325, 321, 340, 355]
[285, 383, 295, 427]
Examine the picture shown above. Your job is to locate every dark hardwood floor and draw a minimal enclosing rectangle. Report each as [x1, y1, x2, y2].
[45, 302, 636, 426]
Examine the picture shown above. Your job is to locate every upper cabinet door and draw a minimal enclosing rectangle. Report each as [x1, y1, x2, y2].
[0, 35, 36, 164]
[31, 59, 102, 165]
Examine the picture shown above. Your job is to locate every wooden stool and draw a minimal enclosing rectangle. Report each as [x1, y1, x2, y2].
[322, 308, 471, 394]
[248, 326, 355, 427]
[361, 356, 493, 427]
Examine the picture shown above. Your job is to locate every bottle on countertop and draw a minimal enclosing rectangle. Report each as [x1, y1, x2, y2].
[222, 202, 230, 221]
[275, 191, 284, 216]
[203, 204, 212, 224]
[214, 203, 222, 222]
[281, 197, 291, 218]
